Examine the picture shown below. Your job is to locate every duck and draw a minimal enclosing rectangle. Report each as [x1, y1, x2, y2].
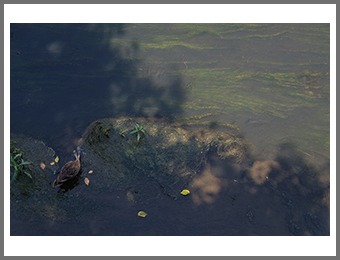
[52, 151, 81, 188]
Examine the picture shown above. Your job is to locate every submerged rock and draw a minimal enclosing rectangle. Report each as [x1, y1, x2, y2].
[78, 116, 248, 192]
[10, 134, 98, 222]
[10, 116, 248, 221]
[10, 133, 55, 195]
[10, 133, 62, 220]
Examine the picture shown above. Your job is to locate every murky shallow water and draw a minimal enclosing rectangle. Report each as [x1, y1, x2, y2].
[10, 150, 329, 236]
[10, 23, 330, 236]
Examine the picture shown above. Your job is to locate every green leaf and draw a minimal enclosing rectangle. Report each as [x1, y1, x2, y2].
[141, 129, 146, 134]
[11, 171, 18, 183]
[130, 129, 138, 134]
[137, 133, 140, 142]
[24, 171, 33, 179]
[120, 130, 126, 138]
[20, 161, 31, 166]
[14, 154, 22, 159]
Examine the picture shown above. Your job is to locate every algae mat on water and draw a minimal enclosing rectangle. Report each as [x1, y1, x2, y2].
[110, 23, 329, 161]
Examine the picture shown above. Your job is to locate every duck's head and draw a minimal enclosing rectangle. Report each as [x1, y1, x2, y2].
[74, 150, 81, 161]
[73, 146, 83, 160]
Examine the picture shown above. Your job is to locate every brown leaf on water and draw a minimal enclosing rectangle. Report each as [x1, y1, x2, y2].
[84, 177, 90, 186]
[88, 170, 93, 174]
[40, 162, 46, 170]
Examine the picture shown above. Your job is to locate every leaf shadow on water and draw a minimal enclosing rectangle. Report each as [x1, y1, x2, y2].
[186, 141, 330, 236]
[9, 24, 330, 237]
[10, 23, 186, 154]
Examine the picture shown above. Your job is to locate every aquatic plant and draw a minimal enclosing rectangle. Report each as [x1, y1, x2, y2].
[129, 123, 146, 143]
[120, 129, 127, 138]
[10, 152, 32, 183]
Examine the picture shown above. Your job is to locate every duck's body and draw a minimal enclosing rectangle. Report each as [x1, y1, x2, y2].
[52, 152, 81, 188]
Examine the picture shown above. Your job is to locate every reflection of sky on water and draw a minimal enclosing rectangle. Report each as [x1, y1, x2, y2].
[7, 11, 334, 256]
[10, 24, 186, 155]
[10, 23, 330, 170]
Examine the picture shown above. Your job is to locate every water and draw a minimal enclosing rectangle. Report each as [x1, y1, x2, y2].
[10, 24, 330, 236]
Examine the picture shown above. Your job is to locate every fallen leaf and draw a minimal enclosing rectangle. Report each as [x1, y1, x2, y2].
[50, 162, 55, 166]
[180, 189, 190, 196]
[40, 162, 46, 170]
[84, 177, 90, 186]
[88, 170, 93, 174]
[137, 211, 147, 218]
[55, 156, 59, 163]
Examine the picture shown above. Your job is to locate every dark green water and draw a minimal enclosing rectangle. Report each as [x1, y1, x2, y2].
[10, 23, 330, 236]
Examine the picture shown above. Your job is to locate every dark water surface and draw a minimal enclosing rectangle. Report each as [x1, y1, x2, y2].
[10, 24, 330, 236]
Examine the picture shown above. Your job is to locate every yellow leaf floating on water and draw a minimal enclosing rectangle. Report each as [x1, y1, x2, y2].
[180, 189, 190, 196]
[40, 162, 46, 170]
[88, 170, 93, 174]
[55, 156, 59, 163]
[84, 177, 90, 186]
[50, 161, 55, 166]
[137, 211, 147, 218]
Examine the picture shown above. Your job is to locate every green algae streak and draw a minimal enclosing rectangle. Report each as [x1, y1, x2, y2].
[110, 23, 330, 162]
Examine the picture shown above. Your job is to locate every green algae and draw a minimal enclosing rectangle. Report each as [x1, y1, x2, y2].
[110, 23, 329, 163]
[80, 116, 249, 191]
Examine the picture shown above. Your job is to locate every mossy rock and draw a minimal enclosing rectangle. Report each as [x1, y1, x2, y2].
[10, 134, 55, 195]
[10, 134, 98, 222]
[10, 116, 248, 221]
[78, 116, 248, 193]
